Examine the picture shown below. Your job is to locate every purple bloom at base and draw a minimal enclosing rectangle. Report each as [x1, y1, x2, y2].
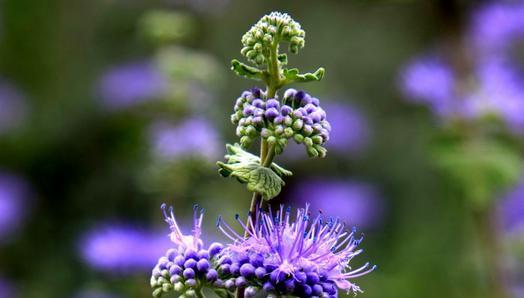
[80, 224, 172, 274]
[290, 179, 384, 229]
[151, 204, 225, 297]
[0, 81, 28, 135]
[149, 117, 221, 162]
[498, 178, 524, 234]
[0, 277, 16, 298]
[97, 61, 168, 110]
[399, 55, 457, 117]
[323, 102, 370, 155]
[217, 204, 375, 297]
[0, 172, 30, 244]
[469, 2, 524, 56]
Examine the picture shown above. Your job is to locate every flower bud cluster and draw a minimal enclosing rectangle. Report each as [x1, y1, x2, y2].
[231, 87, 330, 157]
[216, 251, 340, 298]
[151, 243, 224, 297]
[240, 12, 305, 65]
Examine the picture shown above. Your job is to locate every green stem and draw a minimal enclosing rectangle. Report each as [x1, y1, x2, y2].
[472, 208, 508, 298]
[195, 288, 206, 298]
[237, 35, 281, 298]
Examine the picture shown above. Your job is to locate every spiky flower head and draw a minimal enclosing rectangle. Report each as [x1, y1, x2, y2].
[151, 204, 225, 297]
[216, 205, 375, 297]
[241, 12, 305, 66]
[231, 87, 330, 158]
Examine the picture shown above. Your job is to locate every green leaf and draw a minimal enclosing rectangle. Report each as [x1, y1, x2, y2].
[230, 59, 265, 81]
[282, 67, 325, 83]
[216, 143, 292, 200]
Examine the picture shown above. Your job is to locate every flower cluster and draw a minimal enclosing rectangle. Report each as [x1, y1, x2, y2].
[241, 12, 305, 65]
[216, 205, 375, 297]
[151, 204, 224, 297]
[231, 87, 330, 158]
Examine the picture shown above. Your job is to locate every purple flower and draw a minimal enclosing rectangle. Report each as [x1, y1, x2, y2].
[0, 81, 28, 135]
[80, 223, 172, 274]
[151, 204, 225, 297]
[289, 179, 384, 229]
[149, 117, 221, 161]
[498, 178, 524, 234]
[0, 277, 16, 298]
[0, 172, 30, 244]
[399, 55, 457, 117]
[323, 102, 370, 154]
[217, 205, 375, 296]
[97, 61, 168, 110]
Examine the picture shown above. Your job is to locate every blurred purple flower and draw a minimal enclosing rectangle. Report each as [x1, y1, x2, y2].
[499, 178, 524, 234]
[150, 117, 221, 161]
[289, 179, 384, 229]
[0, 277, 16, 298]
[323, 102, 370, 154]
[470, 2, 524, 56]
[0, 172, 30, 244]
[80, 224, 172, 274]
[97, 61, 168, 110]
[0, 81, 28, 135]
[399, 55, 457, 117]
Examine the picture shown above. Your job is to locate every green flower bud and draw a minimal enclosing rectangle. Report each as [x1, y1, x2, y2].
[174, 282, 184, 292]
[162, 283, 173, 292]
[314, 144, 327, 158]
[152, 288, 163, 298]
[312, 135, 323, 144]
[284, 127, 294, 138]
[307, 146, 319, 158]
[246, 125, 257, 137]
[185, 289, 197, 297]
[240, 136, 253, 147]
[292, 119, 304, 130]
[293, 134, 304, 143]
[303, 137, 313, 147]
[267, 136, 277, 145]
[278, 137, 288, 148]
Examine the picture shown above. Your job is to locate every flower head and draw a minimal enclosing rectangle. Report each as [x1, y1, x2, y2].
[216, 205, 375, 297]
[151, 204, 225, 297]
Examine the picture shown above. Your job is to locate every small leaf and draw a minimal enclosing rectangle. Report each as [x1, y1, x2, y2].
[282, 67, 325, 84]
[247, 166, 285, 200]
[231, 59, 265, 81]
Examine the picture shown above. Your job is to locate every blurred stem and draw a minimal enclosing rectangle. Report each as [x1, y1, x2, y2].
[196, 288, 206, 298]
[472, 208, 508, 298]
[237, 37, 281, 298]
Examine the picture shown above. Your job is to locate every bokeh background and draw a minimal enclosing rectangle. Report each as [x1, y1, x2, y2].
[1, 0, 524, 297]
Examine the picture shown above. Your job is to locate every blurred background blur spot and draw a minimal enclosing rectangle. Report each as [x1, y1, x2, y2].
[1, 0, 524, 297]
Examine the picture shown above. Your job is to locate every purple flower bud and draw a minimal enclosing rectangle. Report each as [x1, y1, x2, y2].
[312, 284, 323, 296]
[236, 97, 245, 107]
[313, 123, 323, 133]
[213, 279, 223, 288]
[170, 265, 182, 276]
[263, 281, 275, 292]
[244, 286, 258, 297]
[219, 264, 231, 275]
[284, 116, 293, 126]
[251, 87, 262, 98]
[174, 255, 186, 267]
[235, 276, 247, 287]
[284, 278, 295, 292]
[243, 106, 255, 116]
[255, 267, 267, 279]
[266, 99, 280, 109]
[240, 263, 256, 277]
[303, 125, 313, 135]
[184, 249, 198, 260]
[183, 268, 195, 279]
[170, 274, 181, 284]
[274, 115, 285, 124]
[219, 256, 232, 265]
[281, 105, 293, 116]
[270, 270, 286, 284]
[261, 128, 271, 138]
[197, 259, 210, 271]
[252, 116, 264, 126]
[295, 90, 306, 102]
[185, 278, 197, 287]
[306, 272, 320, 284]
[322, 282, 336, 295]
[238, 118, 247, 126]
[292, 110, 303, 118]
[206, 269, 218, 281]
[224, 279, 235, 290]
[283, 88, 297, 99]
[265, 108, 279, 119]
[230, 263, 240, 275]
[311, 97, 320, 106]
[249, 254, 264, 267]
[208, 243, 223, 257]
[252, 99, 264, 108]
[158, 257, 169, 269]
[166, 249, 177, 261]
[197, 250, 209, 259]
[310, 112, 322, 123]
[303, 116, 314, 125]
[184, 259, 197, 269]
[254, 108, 265, 117]
[295, 271, 307, 284]
[302, 284, 313, 296]
[304, 103, 317, 114]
